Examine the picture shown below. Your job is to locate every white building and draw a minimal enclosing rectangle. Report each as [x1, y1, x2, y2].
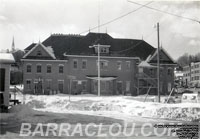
[183, 62, 200, 87]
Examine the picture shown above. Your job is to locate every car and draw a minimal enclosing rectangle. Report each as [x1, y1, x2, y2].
[181, 93, 198, 103]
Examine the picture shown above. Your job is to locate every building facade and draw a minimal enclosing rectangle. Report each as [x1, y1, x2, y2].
[0, 53, 15, 108]
[22, 32, 176, 96]
[183, 62, 200, 87]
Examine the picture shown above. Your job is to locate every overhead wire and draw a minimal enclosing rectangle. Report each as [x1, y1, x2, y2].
[127, 0, 200, 24]
[79, 1, 154, 35]
[110, 29, 157, 54]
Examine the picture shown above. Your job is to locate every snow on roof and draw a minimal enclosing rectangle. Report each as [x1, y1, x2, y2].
[0, 53, 15, 63]
[138, 61, 157, 68]
[45, 46, 56, 59]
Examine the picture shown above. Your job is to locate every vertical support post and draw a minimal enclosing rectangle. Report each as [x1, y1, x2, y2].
[157, 22, 160, 103]
[98, 44, 101, 96]
[69, 79, 71, 102]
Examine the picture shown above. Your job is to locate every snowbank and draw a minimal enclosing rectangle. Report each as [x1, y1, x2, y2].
[9, 104, 37, 119]
[16, 94, 200, 122]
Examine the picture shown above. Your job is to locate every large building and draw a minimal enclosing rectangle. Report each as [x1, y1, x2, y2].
[22, 32, 176, 96]
[183, 62, 200, 87]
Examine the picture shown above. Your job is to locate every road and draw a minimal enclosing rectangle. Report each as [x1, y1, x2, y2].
[1, 111, 195, 139]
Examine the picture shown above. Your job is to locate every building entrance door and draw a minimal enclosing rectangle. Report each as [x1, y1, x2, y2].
[117, 81, 123, 95]
[34, 80, 43, 94]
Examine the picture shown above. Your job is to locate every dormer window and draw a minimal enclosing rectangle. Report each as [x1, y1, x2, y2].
[37, 50, 42, 56]
[90, 45, 110, 54]
[100, 47, 109, 53]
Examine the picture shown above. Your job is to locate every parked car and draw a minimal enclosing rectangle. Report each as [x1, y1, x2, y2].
[181, 93, 198, 103]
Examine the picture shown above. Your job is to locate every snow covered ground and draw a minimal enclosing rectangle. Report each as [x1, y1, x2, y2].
[14, 93, 200, 122]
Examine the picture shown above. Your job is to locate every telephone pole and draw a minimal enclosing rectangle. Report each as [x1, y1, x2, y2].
[157, 22, 160, 102]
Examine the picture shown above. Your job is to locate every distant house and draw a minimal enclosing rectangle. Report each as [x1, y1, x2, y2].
[22, 32, 176, 96]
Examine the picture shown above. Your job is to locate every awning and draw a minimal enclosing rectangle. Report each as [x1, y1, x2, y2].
[86, 76, 117, 81]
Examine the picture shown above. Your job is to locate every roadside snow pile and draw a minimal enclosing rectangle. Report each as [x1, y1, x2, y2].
[21, 95, 200, 121]
[9, 104, 37, 119]
[142, 103, 200, 121]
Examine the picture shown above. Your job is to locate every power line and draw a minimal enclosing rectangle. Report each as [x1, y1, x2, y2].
[110, 29, 156, 54]
[79, 1, 154, 34]
[127, 0, 200, 24]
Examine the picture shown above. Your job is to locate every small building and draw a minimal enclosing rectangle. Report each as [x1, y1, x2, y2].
[0, 53, 15, 109]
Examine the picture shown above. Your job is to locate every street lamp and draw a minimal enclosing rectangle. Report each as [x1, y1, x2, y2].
[89, 44, 101, 96]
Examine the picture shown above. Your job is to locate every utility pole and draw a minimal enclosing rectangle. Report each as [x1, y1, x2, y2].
[157, 22, 160, 103]
[89, 44, 101, 96]
[97, 44, 100, 96]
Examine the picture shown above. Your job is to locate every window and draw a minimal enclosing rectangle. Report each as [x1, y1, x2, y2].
[167, 68, 171, 75]
[117, 61, 122, 70]
[37, 65, 42, 73]
[126, 61, 131, 70]
[37, 50, 42, 56]
[59, 65, 64, 73]
[47, 65, 51, 73]
[82, 60, 87, 69]
[26, 64, 31, 73]
[98, 60, 108, 70]
[73, 60, 78, 69]
[26, 80, 31, 90]
[100, 47, 109, 53]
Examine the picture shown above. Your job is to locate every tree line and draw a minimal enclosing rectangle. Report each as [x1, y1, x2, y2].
[177, 53, 200, 67]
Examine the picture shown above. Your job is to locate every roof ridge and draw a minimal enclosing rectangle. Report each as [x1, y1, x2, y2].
[51, 33, 82, 37]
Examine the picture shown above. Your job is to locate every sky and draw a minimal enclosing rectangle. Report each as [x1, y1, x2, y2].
[0, 0, 199, 60]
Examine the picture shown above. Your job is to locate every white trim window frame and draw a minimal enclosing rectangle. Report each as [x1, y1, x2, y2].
[26, 63, 32, 73]
[82, 60, 87, 70]
[96, 60, 108, 70]
[46, 64, 52, 73]
[73, 59, 78, 69]
[36, 63, 42, 73]
[58, 64, 64, 73]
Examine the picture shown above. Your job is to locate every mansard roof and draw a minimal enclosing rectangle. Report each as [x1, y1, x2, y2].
[24, 32, 156, 60]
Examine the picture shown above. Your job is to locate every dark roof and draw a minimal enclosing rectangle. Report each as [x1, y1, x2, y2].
[25, 43, 37, 51]
[24, 32, 155, 60]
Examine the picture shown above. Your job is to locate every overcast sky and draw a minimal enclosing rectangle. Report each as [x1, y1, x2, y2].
[0, 0, 199, 60]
